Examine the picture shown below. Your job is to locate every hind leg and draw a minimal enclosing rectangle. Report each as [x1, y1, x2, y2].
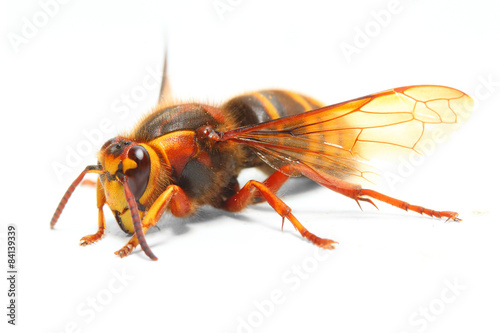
[274, 163, 460, 221]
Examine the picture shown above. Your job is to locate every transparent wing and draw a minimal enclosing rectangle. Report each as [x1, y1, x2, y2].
[221, 85, 473, 184]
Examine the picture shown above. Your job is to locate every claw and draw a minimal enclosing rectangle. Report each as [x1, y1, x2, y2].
[440, 211, 461, 222]
[306, 231, 338, 250]
[317, 238, 338, 250]
[114, 242, 136, 258]
[80, 233, 104, 246]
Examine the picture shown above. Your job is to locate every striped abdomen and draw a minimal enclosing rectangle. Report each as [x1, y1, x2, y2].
[222, 90, 323, 126]
[222, 90, 324, 171]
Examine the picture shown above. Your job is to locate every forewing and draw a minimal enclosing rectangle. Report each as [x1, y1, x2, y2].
[221, 85, 473, 184]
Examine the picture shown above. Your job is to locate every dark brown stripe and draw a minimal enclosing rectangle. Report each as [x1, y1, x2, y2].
[258, 90, 311, 118]
[132, 104, 218, 142]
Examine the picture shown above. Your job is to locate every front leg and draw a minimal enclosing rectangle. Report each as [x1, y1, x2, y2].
[80, 179, 107, 246]
[114, 185, 193, 259]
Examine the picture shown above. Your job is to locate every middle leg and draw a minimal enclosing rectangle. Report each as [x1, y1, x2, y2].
[223, 168, 337, 249]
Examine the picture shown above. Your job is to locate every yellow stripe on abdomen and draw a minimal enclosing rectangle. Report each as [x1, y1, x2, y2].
[251, 92, 281, 120]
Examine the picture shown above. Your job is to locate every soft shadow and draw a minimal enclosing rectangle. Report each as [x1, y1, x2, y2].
[277, 177, 319, 197]
[150, 205, 254, 237]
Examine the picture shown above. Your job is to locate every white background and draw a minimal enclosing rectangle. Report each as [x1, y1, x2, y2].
[1, 0, 499, 332]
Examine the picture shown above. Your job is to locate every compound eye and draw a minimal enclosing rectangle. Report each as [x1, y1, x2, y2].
[125, 145, 151, 200]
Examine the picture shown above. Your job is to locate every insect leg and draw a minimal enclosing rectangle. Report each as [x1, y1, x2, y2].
[283, 163, 461, 222]
[80, 179, 107, 246]
[114, 185, 193, 259]
[226, 167, 292, 210]
[355, 189, 461, 221]
[223, 177, 337, 249]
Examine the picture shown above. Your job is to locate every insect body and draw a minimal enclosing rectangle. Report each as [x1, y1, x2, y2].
[50, 58, 473, 260]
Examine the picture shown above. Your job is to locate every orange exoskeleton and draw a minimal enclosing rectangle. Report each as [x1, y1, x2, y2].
[50, 54, 473, 260]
